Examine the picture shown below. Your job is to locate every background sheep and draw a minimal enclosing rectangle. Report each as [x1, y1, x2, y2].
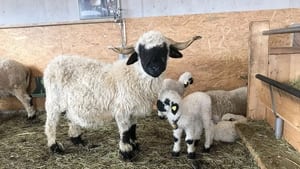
[206, 86, 247, 123]
[157, 90, 214, 159]
[213, 113, 247, 143]
[0, 59, 36, 119]
[157, 72, 193, 119]
[44, 31, 201, 160]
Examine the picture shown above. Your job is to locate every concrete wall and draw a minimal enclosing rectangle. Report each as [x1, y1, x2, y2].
[1, 0, 300, 26]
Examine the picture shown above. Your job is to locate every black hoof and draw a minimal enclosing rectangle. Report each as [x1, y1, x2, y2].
[119, 150, 135, 161]
[27, 114, 37, 120]
[202, 146, 211, 153]
[70, 135, 86, 146]
[187, 152, 196, 159]
[172, 151, 180, 157]
[50, 142, 64, 154]
[159, 116, 166, 120]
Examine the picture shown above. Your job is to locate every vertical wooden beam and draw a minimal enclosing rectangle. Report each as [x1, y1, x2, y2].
[248, 21, 270, 120]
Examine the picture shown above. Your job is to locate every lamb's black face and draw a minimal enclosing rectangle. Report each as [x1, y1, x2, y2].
[138, 43, 168, 77]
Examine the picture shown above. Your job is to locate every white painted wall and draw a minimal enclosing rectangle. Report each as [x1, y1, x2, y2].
[0, 0, 300, 26]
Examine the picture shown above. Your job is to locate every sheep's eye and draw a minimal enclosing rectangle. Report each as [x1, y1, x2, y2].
[189, 78, 193, 84]
[171, 103, 179, 115]
[164, 98, 170, 105]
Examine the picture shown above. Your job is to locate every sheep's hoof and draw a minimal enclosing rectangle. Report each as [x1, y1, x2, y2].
[27, 114, 37, 120]
[159, 116, 166, 120]
[171, 151, 180, 157]
[187, 152, 196, 159]
[119, 150, 135, 161]
[202, 146, 211, 153]
[70, 135, 87, 146]
[50, 142, 64, 154]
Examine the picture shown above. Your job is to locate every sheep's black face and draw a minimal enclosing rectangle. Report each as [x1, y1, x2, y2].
[138, 43, 168, 77]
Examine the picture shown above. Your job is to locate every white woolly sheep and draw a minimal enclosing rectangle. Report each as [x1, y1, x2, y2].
[157, 72, 193, 119]
[43, 31, 201, 160]
[157, 90, 214, 159]
[206, 86, 247, 123]
[0, 59, 36, 119]
[213, 113, 247, 143]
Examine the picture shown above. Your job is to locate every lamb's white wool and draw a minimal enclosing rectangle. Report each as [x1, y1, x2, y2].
[213, 113, 247, 143]
[44, 30, 201, 160]
[158, 90, 214, 159]
[0, 59, 35, 119]
[157, 72, 193, 118]
[206, 86, 247, 123]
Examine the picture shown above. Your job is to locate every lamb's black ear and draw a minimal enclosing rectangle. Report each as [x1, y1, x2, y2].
[169, 45, 183, 58]
[126, 52, 138, 65]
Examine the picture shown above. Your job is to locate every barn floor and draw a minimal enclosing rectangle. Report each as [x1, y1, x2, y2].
[236, 121, 300, 169]
[0, 111, 260, 169]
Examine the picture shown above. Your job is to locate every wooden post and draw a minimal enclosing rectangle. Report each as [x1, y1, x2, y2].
[248, 21, 270, 120]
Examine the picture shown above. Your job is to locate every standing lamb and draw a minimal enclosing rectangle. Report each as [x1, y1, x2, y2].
[43, 31, 201, 160]
[157, 72, 193, 119]
[206, 86, 247, 123]
[0, 59, 36, 119]
[213, 113, 247, 143]
[157, 90, 214, 159]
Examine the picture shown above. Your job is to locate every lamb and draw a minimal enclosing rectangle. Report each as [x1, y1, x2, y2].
[213, 113, 247, 143]
[43, 31, 201, 160]
[206, 86, 247, 123]
[157, 72, 193, 119]
[0, 59, 36, 119]
[157, 90, 214, 159]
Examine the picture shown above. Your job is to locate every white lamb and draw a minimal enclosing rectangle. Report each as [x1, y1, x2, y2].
[206, 86, 247, 123]
[0, 59, 36, 119]
[213, 113, 247, 143]
[157, 90, 214, 159]
[43, 31, 201, 160]
[157, 72, 193, 119]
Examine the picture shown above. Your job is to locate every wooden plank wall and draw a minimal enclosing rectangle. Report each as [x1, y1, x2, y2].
[1, 8, 300, 111]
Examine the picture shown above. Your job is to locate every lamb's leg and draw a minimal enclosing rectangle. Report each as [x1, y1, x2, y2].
[185, 128, 199, 159]
[172, 128, 183, 157]
[13, 88, 36, 119]
[68, 122, 86, 146]
[116, 116, 135, 160]
[45, 103, 64, 154]
[203, 120, 214, 152]
[128, 123, 139, 151]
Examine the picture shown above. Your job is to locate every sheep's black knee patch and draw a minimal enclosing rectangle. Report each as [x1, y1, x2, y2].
[173, 136, 178, 142]
[50, 142, 64, 154]
[129, 124, 137, 141]
[70, 135, 86, 146]
[29, 95, 33, 106]
[122, 130, 130, 144]
[186, 139, 194, 145]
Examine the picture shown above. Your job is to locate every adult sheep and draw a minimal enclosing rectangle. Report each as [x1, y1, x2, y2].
[44, 31, 201, 160]
[0, 59, 36, 119]
[206, 86, 247, 123]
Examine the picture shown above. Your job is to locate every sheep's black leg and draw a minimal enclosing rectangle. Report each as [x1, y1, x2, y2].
[119, 129, 135, 160]
[186, 139, 196, 159]
[172, 128, 183, 157]
[129, 124, 139, 151]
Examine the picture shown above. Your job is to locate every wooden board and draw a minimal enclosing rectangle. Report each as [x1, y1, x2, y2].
[247, 21, 269, 120]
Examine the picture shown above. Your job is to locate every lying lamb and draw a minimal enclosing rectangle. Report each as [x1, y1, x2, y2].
[157, 90, 214, 159]
[206, 86, 247, 123]
[213, 113, 247, 143]
[44, 31, 201, 160]
[157, 72, 193, 119]
[0, 59, 36, 119]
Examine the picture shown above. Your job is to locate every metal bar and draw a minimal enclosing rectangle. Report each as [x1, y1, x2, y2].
[263, 26, 300, 35]
[255, 74, 300, 98]
[269, 85, 283, 139]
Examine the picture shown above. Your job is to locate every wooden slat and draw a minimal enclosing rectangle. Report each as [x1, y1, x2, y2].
[269, 47, 300, 55]
[248, 21, 269, 120]
[263, 26, 300, 35]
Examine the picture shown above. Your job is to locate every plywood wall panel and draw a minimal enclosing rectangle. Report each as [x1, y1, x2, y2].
[1, 9, 300, 110]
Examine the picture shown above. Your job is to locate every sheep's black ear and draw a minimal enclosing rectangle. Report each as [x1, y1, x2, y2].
[126, 52, 138, 65]
[169, 45, 183, 58]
